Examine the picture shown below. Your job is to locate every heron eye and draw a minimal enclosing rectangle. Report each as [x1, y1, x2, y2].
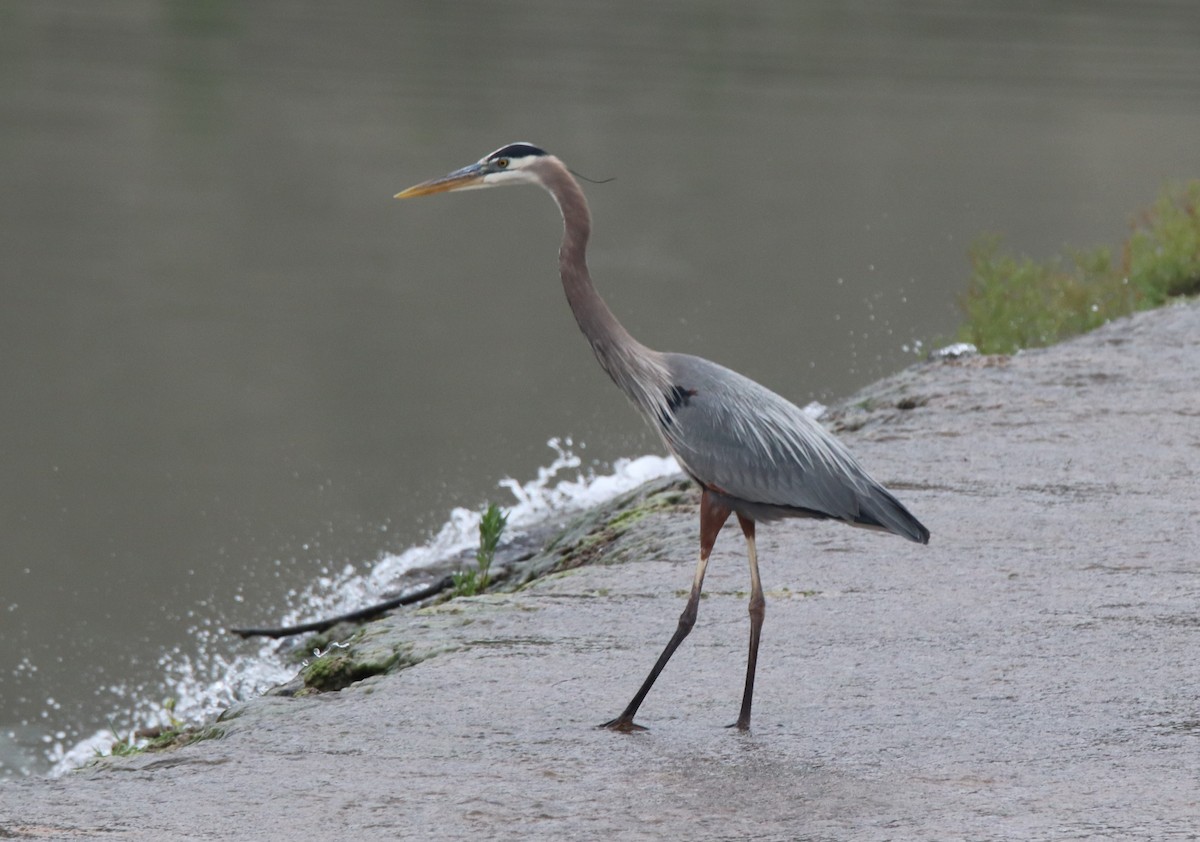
[496, 158, 509, 169]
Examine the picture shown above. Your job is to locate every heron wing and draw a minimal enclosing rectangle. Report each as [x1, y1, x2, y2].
[657, 353, 920, 537]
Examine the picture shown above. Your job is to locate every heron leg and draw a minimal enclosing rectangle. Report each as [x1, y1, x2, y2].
[730, 514, 764, 731]
[601, 490, 732, 732]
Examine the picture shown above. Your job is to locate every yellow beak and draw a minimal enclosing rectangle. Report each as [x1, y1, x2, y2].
[394, 163, 486, 199]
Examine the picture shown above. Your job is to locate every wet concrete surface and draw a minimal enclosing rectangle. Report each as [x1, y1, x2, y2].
[3, 301, 1198, 840]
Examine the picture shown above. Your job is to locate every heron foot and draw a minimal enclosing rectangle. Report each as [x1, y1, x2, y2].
[599, 716, 648, 733]
[724, 720, 751, 732]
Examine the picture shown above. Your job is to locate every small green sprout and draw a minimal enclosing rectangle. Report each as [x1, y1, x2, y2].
[452, 503, 508, 597]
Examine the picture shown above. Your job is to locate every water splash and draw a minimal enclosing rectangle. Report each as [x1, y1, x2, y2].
[801, 401, 828, 420]
[46, 440, 678, 777]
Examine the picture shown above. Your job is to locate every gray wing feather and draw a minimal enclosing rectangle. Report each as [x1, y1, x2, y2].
[657, 354, 927, 542]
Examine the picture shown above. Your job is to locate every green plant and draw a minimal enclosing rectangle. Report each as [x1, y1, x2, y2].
[97, 697, 186, 759]
[160, 697, 183, 730]
[95, 699, 216, 760]
[1125, 181, 1200, 305]
[955, 180, 1200, 354]
[101, 725, 141, 758]
[957, 238, 1137, 354]
[452, 503, 507, 597]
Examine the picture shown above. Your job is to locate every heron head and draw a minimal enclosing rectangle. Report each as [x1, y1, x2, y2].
[395, 143, 548, 198]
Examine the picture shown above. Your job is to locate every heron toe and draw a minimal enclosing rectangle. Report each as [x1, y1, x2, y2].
[599, 717, 648, 733]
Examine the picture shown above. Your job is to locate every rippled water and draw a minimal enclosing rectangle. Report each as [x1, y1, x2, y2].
[2, 1, 1198, 776]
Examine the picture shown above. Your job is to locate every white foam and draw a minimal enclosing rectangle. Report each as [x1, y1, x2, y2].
[48, 440, 679, 777]
[801, 400, 828, 420]
[928, 342, 978, 360]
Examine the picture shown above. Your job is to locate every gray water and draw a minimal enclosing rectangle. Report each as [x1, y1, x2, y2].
[2, 1, 1198, 777]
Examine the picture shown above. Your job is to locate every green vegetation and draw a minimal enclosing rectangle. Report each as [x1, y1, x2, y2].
[100, 724, 222, 759]
[1126, 181, 1200, 304]
[957, 180, 1200, 354]
[97, 699, 223, 761]
[541, 483, 692, 576]
[298, 631, 419, 693]
[301, 644, 397, 692]
[451, 503, 508, 597]
[102, 726, 142, 759]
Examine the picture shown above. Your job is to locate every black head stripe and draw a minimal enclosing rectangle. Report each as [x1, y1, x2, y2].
[487, 142, 547, 161]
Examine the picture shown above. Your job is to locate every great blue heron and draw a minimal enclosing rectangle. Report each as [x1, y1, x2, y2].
[397, 143, 929, 732]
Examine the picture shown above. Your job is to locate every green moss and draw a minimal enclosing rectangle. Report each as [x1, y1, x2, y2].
[97, 724, 224, 762]
[956, 180, 1200, 354]
[606, 506, 650, 531]
[146, 725, 224, 752]
[302, 649, 399, 692]
[606, 488, 688, 531]
[551, 484, 693, 572]
[299, 632, 418, 692]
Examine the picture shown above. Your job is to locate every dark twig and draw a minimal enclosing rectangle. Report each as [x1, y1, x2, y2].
[229, 575, 455, 640]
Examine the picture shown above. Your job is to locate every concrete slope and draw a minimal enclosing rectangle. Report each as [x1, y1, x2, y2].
[2, 301, 1197, 840]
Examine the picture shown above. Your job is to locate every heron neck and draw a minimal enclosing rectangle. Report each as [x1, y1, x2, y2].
[540, 159, 670, 415]
[544, 164, 628, 348]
